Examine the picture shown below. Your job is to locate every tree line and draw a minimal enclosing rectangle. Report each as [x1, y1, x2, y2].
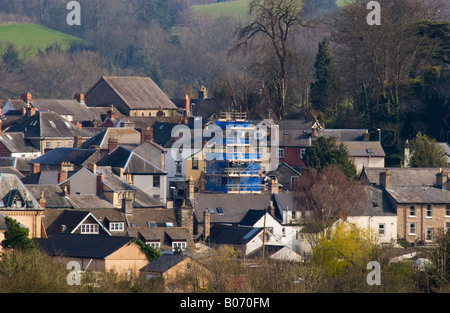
[0, 0, 448, 166]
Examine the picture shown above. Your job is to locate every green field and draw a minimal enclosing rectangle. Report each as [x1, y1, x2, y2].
[0, 23, 88, 56]
[192, 0, 252, 19]
[192, 0, 352, 19]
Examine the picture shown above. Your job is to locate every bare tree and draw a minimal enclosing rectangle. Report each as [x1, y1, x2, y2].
[232, 0, 315, 119]
[295, 165, 367, 245]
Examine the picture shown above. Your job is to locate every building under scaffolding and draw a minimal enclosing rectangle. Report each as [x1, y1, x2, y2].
[204, 111, 264, 194]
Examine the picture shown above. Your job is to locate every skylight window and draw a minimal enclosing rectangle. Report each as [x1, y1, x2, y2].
[165, 222, 174, 227]
[148, 221, 157, 228]
[216, 207, 224, 215]
[207, 208, 215, 214]
[366, 149, 374, 154]
[49, 121, 56, 128]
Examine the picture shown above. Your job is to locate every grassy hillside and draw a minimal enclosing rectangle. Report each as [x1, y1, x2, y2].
[192, 0, 251, 19]
[192, 0, 352, 19]
[0, 23, 88, 56]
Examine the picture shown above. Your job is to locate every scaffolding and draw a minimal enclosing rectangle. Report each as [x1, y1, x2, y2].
[204, 111, 264, 194]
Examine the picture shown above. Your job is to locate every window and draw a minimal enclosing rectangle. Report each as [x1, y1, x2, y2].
[446, 222, 450, 233]
[176, 163, 182, 175]
[426, 205, 433, 218]
[147, 241, 160, 250]
[426, 228, 434, 241]
[277, 148, 284, 159]
[291, 211, 296, 220]
[378, 224, 385, 236]
[409, 206, 416, 217]
[153, 175, 160, 187]
[45, 141, 51, 148]
[300, 149, 306, 159]
[282, 228, 286, 237]
[109, 222, 124, 231]
[81, 224, 99, 234]
[48, 120, 56, 128]
[409, 223, 416, 235]
[446, 205, 450, 217]
[173, 241, 186, 251]
[57, 141, 63, 147]
[192, 158, 199, 170]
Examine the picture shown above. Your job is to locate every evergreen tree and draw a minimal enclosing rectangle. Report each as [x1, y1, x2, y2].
[409, 132, 447, 168]
[1, 216, 36, 251]
[305, 136, 357, 179]
[310, 38, 345, 120]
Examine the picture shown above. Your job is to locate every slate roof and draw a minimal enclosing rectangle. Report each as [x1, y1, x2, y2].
[239, 210, 266, 226]
[25, 99, 101, 122]
[0, 132, 38, 153]
[0, 174, 42, 210]
[96, 146, 166, 175]
[24, 185, 72, 209]
[140, 254, 186, 273]
[350, 185, 396, 216]
[65, 194, 117, 210]
[209, 224, 263, 246]
[386, 186, 450, 204]
[273, 192, 303, 212]
[81, 127, 141, 150]
[85, 76, 178, 110]
[125, 208, 177, 228]
[317, 129, 368, 142]
[29, 148, 101, 166]
[4, 111, 92, 139]
[21, 170, 62, 185]
[359, 167, 450, 187]
[38, 233, 135, 259]
[343, 141, 386, 157]
[192, 194, 272, 224]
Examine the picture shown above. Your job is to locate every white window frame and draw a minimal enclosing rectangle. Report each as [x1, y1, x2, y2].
[277, 148, 284, 159]
[378, 223, 385, 236]
[446, 205, 450, 217]
[172, 241, 186, 251]
[409, 205, 416, 217]
[81, 223, 99, 234]
[109, 222, 124, 232]
[426, 205, 433, 218]
[300, 149, 306, 159]
[409, 222, 416, 236]
[147, 241, 161, 250]
[425, 228, 434, 241]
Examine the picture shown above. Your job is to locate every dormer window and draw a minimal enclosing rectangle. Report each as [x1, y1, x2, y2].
[81, 224, 99, 234]
[172, 241, 186, 251]
[109, 222, 124, 231]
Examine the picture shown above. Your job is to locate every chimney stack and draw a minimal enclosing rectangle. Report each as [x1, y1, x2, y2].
[59, 170, 68, 183]
[380, 170, 391, 189]
[203, 209, 211, 241]
[122, 196, 133, 215]
[268, 177, 279, 194]
[107, 105, 115, 119]
[198, 86, 208, 100]
[140, 127, 153, 144]
[31, 163, 40, 174]
[74, 94, 85, 104]
[180, 199, 194, 237]
[108, 136, 119, 152]
[363, 130, 370, 141]
[73, 136, 83, 148]
[63, 186, 69, 197]
[96, 173, 104, 195]
[21, 92, 32, 105]
[39, 190, 46, 210]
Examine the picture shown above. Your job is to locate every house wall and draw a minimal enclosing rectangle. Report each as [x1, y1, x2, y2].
[1, 211, 43, 239]
[129, 109, 175, 117]
[347, 215, 397, 244]
[133, 174, 167, 202]
[67, 170, 97, 195]
[397, 203, 450, 243]
[105, 242, 149, 275]
[351, 156, 385, 173]
[277, 147, 307, 169]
